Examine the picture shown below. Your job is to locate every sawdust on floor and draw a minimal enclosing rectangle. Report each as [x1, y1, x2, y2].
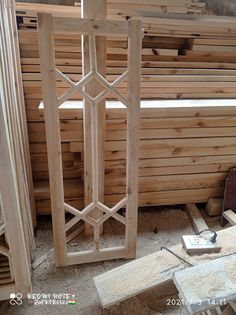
[189, 271, 227, 299]
[0, 206, 220, 315]
[224, 260, 236, 283]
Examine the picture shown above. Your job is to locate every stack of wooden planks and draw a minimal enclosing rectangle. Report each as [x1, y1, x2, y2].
[17, 3, 236, 101]
[0, 0, 35, 252]
[32, 100, 236, 214]
[15, 2, 236, 214]
[17, 0, 206, 28]
[0, 0, 32, 298]
[76, 0, 206, 15]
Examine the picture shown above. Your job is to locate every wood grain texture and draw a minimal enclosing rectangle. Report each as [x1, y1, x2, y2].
[16, 3, 236, 215]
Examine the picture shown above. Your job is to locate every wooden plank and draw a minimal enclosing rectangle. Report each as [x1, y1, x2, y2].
[70, 137, 236, 159]
[82, 0, 107, 236]
[229, 301, 236, 312]
[206, 198, 223, 217]
[35, 186, 224, 215]
[185, 203, 208, 233]
[94, 225, 236, 308]
[0, 99, 31, 297]
[223, 210, 236, 226]
[53, 18, 128, 36]
[1, 0, 35, 261]
[173, 255, 236, 314]
[126, 19, 142, 258]
[37, 13, 67, 266]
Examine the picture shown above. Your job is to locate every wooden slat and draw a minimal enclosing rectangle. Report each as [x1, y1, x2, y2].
[53, 18, 128, 36]
[82, 0, 107, 236]
[223, 210, 236, 226]
[185, 203, 208, 233]
[37, 13, 67, 266]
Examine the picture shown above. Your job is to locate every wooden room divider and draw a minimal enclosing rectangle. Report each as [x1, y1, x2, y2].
[37, 13, 142, 266]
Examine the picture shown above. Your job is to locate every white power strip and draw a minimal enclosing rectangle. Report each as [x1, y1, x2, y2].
[182, 235, 222, 254]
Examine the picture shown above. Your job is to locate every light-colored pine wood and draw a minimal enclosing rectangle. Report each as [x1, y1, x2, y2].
[206, 198, 223, 217]
[0, 99, 31, 298]
[82, 0, 107, 236]
[185, 204, 208, 233]
[223, 210, 236, 226]
[94, 225, 236, 308]
[53, 17, 128, 36]
[126, 19, 142, 257]
[16, 2, 236, 216]
[0, 0, 35, 262]
[37, 13, 67, 266]
[37, 13, 142, 264]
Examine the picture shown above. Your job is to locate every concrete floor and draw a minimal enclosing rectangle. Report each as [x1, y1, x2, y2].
[0, 206, 221, 315]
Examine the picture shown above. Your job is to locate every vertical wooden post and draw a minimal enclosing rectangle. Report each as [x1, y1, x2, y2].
[126, 20, 142, 258]
[37, 13, 67, 266]
[81, 0, 107, 235]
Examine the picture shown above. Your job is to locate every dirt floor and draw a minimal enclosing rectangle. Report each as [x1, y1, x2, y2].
[0, 206, 221, 315]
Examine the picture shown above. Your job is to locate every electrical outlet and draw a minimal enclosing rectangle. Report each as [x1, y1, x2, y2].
[182, 235, 222, 255]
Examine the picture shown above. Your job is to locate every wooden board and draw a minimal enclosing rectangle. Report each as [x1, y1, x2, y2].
[173, 255, 236, 314]
[223, 210, 236, 226]
[185, 204, 208, 233]
[94, 225, 236, 308]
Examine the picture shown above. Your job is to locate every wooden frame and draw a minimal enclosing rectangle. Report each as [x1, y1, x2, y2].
[37, 13, 142, 266]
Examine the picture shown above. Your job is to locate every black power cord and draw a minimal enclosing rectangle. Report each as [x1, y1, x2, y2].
[196, 229, 218, 243]
[160, 229, 218, 267]
[161, 246, 194, 267]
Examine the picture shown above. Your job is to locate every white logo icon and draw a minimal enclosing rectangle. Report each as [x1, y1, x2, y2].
[10, 293, 23, 305]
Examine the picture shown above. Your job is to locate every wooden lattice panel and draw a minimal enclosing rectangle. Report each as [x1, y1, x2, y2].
[38, 14, 142, 266]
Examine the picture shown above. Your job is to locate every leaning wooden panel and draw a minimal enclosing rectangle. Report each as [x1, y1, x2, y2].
[126, 20, 142, 258]
[0, 100, 31, 298]
[37, 13, 142, 266]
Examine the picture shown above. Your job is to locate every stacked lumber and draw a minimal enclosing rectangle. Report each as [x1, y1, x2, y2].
[77, 0, 206, 15]
[15, 3, 236, 214]
[0, 1, 35, 254]
[16, 0, 206, 28]
[0, 0, 32, 299]
[19, 30, 236, 100]
[17, 3, 236, 100]
[32, 100, 236, 214]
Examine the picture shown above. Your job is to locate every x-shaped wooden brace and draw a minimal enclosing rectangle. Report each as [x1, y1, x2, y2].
[55, 33, 130, 239]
